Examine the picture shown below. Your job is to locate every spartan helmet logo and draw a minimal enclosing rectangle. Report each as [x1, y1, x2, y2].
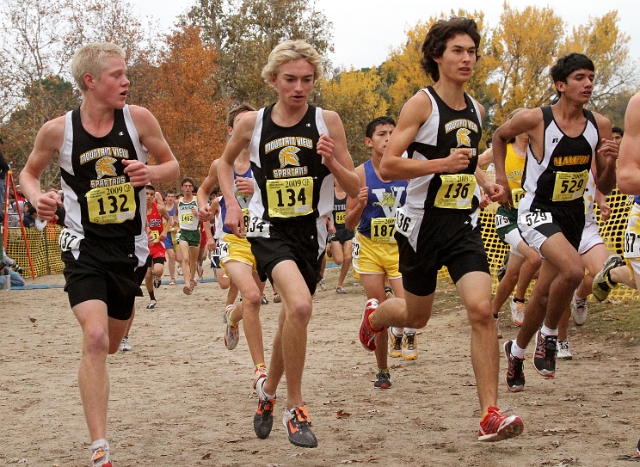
[279, 146, 301, 168]
[456, 128, 471, 147]
[95, 156, 118, 179]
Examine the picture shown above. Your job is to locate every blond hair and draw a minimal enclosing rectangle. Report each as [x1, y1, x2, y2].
[71, 43, 126, 93]
[261, 40, 323, 86]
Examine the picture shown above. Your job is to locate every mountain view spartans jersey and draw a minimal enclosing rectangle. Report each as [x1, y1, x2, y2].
[357, 160, 407, 243]
[402, 86, 482, 218]
[59, 106, 148, 239]
[520, 106, 599, 212]
[219, 166, 253, 235]
[246, 104, 333, 237]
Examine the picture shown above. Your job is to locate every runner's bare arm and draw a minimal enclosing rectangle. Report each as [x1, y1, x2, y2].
[19, 117, 65, 220]
[197, 159, 219, 222]
[345, 165, 367, 231]
[320, 110, 359, 198]
[218, 111, 258, 237]
[618, 94, 640, 194]
[593, 112, 617, 195]
[125, 105, 179, 187]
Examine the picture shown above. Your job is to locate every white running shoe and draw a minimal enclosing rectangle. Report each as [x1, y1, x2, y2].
[556, 339, 573, 360]
[572, 292, 589, 326]
[510, 298, 525, 327]
[90, 439, 112, 467]
[119, 337, 132, 352]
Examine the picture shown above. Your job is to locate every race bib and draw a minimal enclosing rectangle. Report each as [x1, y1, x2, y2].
[59, 228, 84, 252]
[334, 211, 346, 225]
[625, 210, 640, 258]
[218, 240, 230, 259]
[86, 182, 136, 224]
[395, 209, 417, 238]
[370, 217, 396, 243]
[552, 170, 588, 202]
[150, 230, 160, 242]
[434, 174, 476, 209]
[352, 236, 361, 259]
[245, 215, 271, 238]
[511, 188, 525, 209]
[495, 214, 510, 230]
[242, 208, 250, 232]
[266, 177, 314, 218]
[520, 211, 553, 230]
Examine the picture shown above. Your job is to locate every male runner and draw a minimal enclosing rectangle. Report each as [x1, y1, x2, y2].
[176, 177, 200, 295]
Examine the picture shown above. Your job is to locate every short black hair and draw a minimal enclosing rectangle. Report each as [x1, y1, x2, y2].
[365, 116, 396, 139]
[612, 126, 624, 136]
[550, 53, 594, 97]
[145, 184, 155, 192]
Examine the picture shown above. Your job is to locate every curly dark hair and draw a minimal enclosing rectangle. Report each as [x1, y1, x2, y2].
[420, 17, 481, 82]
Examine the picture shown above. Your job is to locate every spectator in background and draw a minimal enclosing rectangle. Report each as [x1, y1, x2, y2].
[0, 136, 9, 210]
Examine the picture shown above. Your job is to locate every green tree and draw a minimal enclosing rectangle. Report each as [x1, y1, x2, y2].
[318, 67, 388, 164]
[185, 0, 334, 106]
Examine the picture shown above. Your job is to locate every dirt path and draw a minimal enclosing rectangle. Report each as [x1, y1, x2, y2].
[1, 266, 639, 466]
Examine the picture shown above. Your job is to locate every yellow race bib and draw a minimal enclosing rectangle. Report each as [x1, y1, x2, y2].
[370, 217, 396, 243]
[434, 174, 476, 209]
[266, 177, 314, 218]
[86, 182, 136, 224]
[511, 188, 525, 208]
[552, 170, 588, 202]
[334, 211, 346, 224]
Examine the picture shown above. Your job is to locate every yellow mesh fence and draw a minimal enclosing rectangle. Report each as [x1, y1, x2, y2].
[3, 192, 636, 302]
[5, 224, 65, 279]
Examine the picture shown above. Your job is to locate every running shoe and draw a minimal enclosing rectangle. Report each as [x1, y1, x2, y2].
[532, 330, 557, 378]
[572, 292, 589, 326]
[359, 298, 381, 351]
[146, 300, 156, 309]
[253, 364, 268, 389]
[153, 277, 161, 288]
[556, 339, 572, 360]
[503, 340, 525, 392]
[273, 292, 281, 303]
[494, 316, 502, 339]
[261, 294, 269, 305]
[183, 285, 192, 295]
[510, 298, 525, 326]
[119, 337, 132, 352]
[373, 370, 391, 389]
[384, 285, 393, 298]
[478, 406, 524, 442]
[637, 438, 640, 457]
[254, 377, 276, 439]
[402, 332, 418, 360]
[592, 254, 623, 301]
[335, 286, 347, 294]
[223, 305, 239, 350]
[90, 440, 112, 467]
[169, 278, 176, 286]
[318, 278, 327, 291]
[283, 406, 318, 448]
[388, 329, 402, 358]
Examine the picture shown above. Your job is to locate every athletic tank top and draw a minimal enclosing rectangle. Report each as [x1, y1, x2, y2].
[332, 192, 347, 231]
[505, 143, 526, 208]
[219, 166, 253, 235]
[59, 105, 148, 238]
[247, 104, 333, 235]
[147, 202, 163, 243]
[357, 160, 407, 242]
[520, 106, 598, 211]
[403, 86, 482, 215]
[178, 198, 199, 231]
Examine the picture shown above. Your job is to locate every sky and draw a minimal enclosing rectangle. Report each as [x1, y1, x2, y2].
[130, 0, 640, 70]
